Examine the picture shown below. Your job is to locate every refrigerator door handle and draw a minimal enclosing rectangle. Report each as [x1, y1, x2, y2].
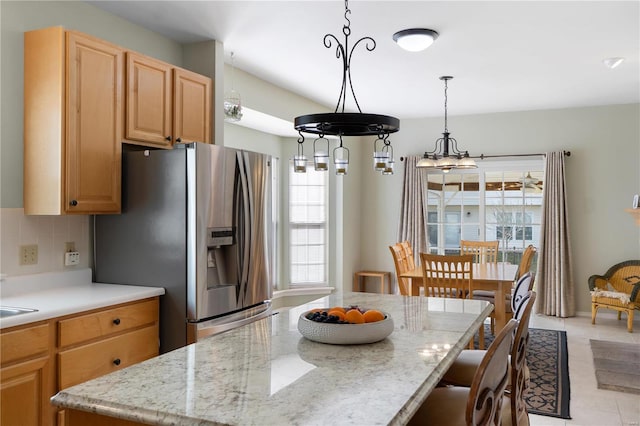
[237, 151, 252, 306]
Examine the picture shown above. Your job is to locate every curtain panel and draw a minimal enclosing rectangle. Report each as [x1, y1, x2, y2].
[536, 151, 575, 317]
[398, 156, 427, 262]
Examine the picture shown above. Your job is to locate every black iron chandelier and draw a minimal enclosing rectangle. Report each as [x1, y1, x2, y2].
[416, 76, 477, 172]
[293, 0, 400, 175]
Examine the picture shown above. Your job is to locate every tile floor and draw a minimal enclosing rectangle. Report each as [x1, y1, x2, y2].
[527, 313, 640, 426]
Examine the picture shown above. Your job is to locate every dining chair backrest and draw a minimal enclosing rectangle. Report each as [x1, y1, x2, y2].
[511, 272, 535, 315]
[460, 240, 499, 264]
[400, 240, 416, 270]
[420, 253, 473, 299]
[389, 244, 411, 296]
[507, 291, 536, 426]
[515, 245, 537, 281]
[466, 318, 518, 426]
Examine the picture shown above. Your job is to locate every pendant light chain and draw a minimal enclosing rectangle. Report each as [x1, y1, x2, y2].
[443, 77, 449, 133]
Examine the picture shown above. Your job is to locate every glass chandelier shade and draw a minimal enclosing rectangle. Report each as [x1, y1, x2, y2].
[293, 138, 307, 173]
[313, 137, 330, 171]
[416, 76, 477, 172]
[333, 140, 349, 175]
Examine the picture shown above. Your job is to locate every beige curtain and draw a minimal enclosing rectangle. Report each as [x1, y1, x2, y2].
[536, 151, 575, 317]
[398, 156, 427, 260]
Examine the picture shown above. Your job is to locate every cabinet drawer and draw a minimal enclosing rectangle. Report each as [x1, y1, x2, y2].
[1, 323, 49, 365]
[58, 298, 158, 348]
[58, 325, 158, 389]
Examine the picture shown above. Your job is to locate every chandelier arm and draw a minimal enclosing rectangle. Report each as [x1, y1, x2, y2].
[448, 136, 465, 156]
[347, 36, 376, 114]
[324, 34, 348, 113]
[424, 137, 445, 158]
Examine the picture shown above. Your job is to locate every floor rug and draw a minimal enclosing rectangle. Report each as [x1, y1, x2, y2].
[590, 339, 640, 395]
[474, 326, 571, 419]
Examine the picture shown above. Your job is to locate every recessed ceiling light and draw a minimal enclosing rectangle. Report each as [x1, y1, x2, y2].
[393, 28, 439, 52]
[603, 57, 625, 69]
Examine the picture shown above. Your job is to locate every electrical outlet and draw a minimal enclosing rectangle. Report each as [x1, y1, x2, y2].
[64, 251, 80, 266]
[20, 244, 38, 265]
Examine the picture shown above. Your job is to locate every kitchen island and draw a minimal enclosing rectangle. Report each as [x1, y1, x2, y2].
[52, 291, 491, 425]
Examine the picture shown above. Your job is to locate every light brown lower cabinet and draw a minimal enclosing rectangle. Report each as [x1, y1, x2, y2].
[0, 297, 159, 426]
[65, 409, 147, 426]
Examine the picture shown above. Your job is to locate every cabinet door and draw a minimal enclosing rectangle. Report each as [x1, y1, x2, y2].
[66, 31, 123, 214]
[174, 68, 212, 144]
[1, 356, 50, 426]
[126, 52, 173, 148]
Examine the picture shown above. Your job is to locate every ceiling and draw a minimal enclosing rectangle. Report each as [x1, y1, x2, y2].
[87, 1, 639, 120]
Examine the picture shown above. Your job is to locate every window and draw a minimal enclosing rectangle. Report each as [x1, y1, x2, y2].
[289, 163, 328, 287]
[423, 160, 543, 266]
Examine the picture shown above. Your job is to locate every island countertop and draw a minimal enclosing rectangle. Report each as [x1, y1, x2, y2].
[51, 291, 491, 426]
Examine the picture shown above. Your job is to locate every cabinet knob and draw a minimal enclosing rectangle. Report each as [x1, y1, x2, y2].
[70, 200, 78, 206]
[113, 318, 121, 325]
[113, 358, 121, 366]
[165, 136, 171, 141]
[176, 138, 182, 143]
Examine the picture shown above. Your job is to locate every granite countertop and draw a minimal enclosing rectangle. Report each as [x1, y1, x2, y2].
[52, 291, 491, 425]
[0, 269, 165, 329]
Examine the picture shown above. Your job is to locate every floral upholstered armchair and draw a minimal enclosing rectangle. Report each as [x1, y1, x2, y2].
[589, 260, 640, 332]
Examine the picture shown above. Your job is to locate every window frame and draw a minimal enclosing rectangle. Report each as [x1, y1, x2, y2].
[288, 161, 329, 287]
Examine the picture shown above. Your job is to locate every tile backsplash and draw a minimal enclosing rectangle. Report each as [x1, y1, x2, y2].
[0, 208, 90, 277]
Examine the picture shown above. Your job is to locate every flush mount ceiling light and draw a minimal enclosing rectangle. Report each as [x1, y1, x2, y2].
[393, 28, 439, 52]
[416, 76, 477, 172]
[293, 0, 400, 176]
[603, 57, 625, 69]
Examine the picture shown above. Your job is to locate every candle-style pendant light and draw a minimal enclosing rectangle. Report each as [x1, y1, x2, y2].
[293, 0, 400, 175]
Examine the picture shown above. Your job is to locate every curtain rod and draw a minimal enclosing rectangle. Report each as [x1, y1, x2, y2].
[400, 150, 571, 162]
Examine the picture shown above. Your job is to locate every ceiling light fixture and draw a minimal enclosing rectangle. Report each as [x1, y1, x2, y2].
[224, 52, 243, 122]
[602, 57, 625, 69]
[293, 0, 400, 175]
[416, 76, 477, 172]
[393, 28, 439, 52]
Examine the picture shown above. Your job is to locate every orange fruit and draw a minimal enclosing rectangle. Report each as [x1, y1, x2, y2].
[363, 310, 385, 323]
[328, 310, 346, 321]
[329, 306, 346, 313]
[344, 309, 365, 324]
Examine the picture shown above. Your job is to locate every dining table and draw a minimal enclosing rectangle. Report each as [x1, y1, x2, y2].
[52, 291, 492, 425]
[399, 262, 520, 332]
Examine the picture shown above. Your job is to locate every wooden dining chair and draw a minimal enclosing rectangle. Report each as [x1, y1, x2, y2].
[460, 240, 500, 264]
[408, 319, 518, 426]
[389, 244, 411, 296]
[515, 244, 537, 281]
[400, 240, 416, 270]
[439, 291, 536, 426]
[420, 253, 473, 299]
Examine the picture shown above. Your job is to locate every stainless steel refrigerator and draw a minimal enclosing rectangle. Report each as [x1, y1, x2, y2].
[94, 142, 274, 353]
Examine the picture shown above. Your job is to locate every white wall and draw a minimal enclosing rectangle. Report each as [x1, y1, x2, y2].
[357, 104, 640, 314]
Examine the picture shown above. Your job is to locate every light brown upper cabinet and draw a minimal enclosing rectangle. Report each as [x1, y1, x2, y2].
[24, 27, 122, 215]
[126, 52, 212, 148]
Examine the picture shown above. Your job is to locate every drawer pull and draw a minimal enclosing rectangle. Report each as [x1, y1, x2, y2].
[113, 318, 121, 325]
[113, 358, 121, 366]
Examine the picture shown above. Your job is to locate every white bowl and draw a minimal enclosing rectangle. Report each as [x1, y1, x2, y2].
[297, 309, 394, 345]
